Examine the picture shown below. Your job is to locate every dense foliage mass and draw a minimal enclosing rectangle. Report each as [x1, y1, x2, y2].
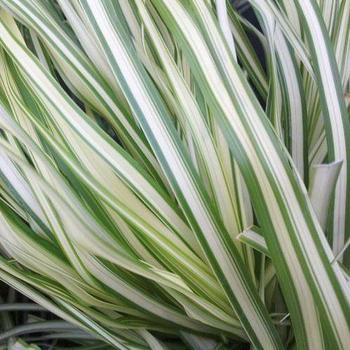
[0, 0, 349, 349]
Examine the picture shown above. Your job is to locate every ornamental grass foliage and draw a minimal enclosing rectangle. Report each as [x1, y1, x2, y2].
[0, 0, 349, 349]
